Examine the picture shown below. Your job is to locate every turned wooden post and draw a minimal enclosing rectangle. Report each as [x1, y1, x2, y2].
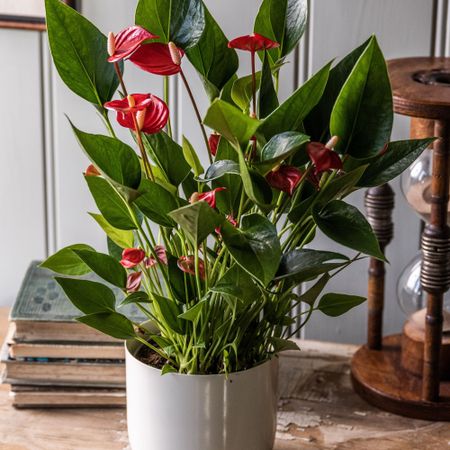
[365, 185, 395, 350]
[420, 120, 450, 402]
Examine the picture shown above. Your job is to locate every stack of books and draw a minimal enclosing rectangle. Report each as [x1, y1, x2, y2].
[1, 261, 142, 408]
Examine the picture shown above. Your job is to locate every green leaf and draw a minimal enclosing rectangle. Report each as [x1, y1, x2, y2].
[254, 0, 308, 63]
[120, 291, 150, 306]
[40, 244, 94, 276]
[152, 294, 185, 334]
[258, 52, 279, 118]
[211, 264, 261, 306]
[256, 131, 309, 174]
[221, 214, 281, 286]
[133, 179, 179, 228]
[238, 149, 273, 206]
[162, 364, 177, 375]
[357, 139, 434, 187]
[89, 213, 134, 249]
[186, 6, 238, 100]
[330, 36, 393, 158]
[182, 136, 204, 177]
[72, 250, 127, 288]
[305, 38, 371, 141]
[275, 249, 348, 284]
[85, 176, 136, 230]
[270, 337, 300, 352]
[203, 99, 260, 149]
[178, 300, 207, 322]
[199, 160, 240, 182]
[167, 254, 192, 303]
[313, 200, 385, 260]
[318, 293, 366, 317]
[77, 312, 135, 340]
[135, 0, 205, 49]
[143, 132, 191, 187]
[296, 273, 330, 306]
[259, 61, 332, 140]
[231, 72, 262, 112]
[169, 201, 224, 245]
[45, 0, 120, 105]
[71, 125, 141, 189]
[55, 278, 116, 315]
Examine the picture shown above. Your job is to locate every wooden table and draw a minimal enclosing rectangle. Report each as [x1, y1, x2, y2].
[0, 307, 448, 450]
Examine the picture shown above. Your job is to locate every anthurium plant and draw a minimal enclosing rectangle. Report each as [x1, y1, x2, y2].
[42, 0, 431, 375]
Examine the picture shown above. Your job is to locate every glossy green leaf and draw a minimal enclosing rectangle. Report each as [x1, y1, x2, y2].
[77, 312, 135, 339]
[305, 38, 371, 141]
[318, 293, 366, 317]
[178, 300, 207, 322]
[270, 337, 300, 352]
[135, 0, 205, 49]
[221, 214, 281, 286]
[259, 61, 331, 140]
[133, 179, 179, 228]
[199, 160, 240, 182]
[254, 0, 308, 63]
[152, 294, 185, 334]
[169, 201, 224, 245]
[203, 99, 260, 149]
[256, 131, 309, 174]
[258, 52, 279, 118]
[89, 213, 134, 249]
[120, 291, 150, 307]
[72, 249, 127, 288]
[296, 273, 330, 306]
[330, 36, 393, 158]
[72, 125, 141, 189]
[313, 200, 385, 260]
[55, 278, 116, 315]
[275, 249, 348, 284]
[186, 6, 238, 100]
[231, 72, 261, 112]
[40, 244, 94, 276]
[357, 139, 434, 187]
[45, 0, 120, 105]
[182, 136, 204, 177]
[85, 176, 136, 230]
[143, 132, 191, 187]
[167, 254, 192, 303]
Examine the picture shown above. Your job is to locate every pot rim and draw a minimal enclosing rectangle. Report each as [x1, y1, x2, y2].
[125, 338, 277, 378]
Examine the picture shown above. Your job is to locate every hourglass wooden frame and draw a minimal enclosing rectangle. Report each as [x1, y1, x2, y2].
[351, 57, 450, 420]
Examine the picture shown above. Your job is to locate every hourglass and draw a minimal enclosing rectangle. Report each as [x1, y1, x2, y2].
[351, 58, 450, 420]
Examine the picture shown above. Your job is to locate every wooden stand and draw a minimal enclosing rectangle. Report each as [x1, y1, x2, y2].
[351, 58, 450, 420]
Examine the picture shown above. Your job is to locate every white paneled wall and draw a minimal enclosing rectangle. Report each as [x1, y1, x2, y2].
[2, 1, 446, 343]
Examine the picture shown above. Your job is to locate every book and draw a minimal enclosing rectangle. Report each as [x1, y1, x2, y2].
[1, 344, 125, 387]
[10, 261, 144, 342]
[10, 385, 126, 408]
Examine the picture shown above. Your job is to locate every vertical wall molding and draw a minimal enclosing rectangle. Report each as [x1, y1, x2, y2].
[432, 0, 449, 56]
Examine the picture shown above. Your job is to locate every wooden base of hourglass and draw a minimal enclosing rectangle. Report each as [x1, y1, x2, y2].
[351, 335, 450, 421]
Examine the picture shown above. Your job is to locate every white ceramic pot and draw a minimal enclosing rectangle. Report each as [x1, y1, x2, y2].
[125, 338, 279, 450]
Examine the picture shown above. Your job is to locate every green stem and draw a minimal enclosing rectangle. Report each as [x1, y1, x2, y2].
[164, 76, 173, 139]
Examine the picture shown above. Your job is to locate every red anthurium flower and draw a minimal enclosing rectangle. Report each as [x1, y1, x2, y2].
[126, 272, 142, 293]
[189, 187, 226, 209]
[85, 164, 100, 176]
[177, 256, 205, 280]
[266, 165, 303, 196]
[129, 42, 184, 76]
[208, 133, 221, 156]
[107, 26, 159, 63]
[144, 245, 168, 268]
[105, 93, 169, 134]
[307, 142, 343, 175]
[228, 33, 279, 52]
[120, 248, 146, 268]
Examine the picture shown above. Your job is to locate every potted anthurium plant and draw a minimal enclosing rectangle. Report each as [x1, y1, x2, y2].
[41, 0, 432, 449]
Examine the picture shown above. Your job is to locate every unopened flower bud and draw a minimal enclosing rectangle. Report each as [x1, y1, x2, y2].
[168, 42, 182, 66]
[325, 135, 339, 150]
[189, 192, 200, 204]
[136, 109, 146, 131]
[107, 32, 116, 57]
[127, 94, 136, 108]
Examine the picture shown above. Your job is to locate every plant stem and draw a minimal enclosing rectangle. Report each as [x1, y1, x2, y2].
[180, 69, 213, 165]
[251, 50, 257, 116]
[131, 115, 154, 181]
[164, 76, 173, 139]
[114, 62, 128, 96]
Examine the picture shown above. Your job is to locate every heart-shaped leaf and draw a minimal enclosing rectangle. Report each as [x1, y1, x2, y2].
[258, 51, 279, 118]
[89, 213, 134, 249]
[77, 312, 135, 340]
[40, 244, 94, 276]
[151, 293, 185, 334]
[231, 72, 262, 112]
[318, 293, 366, 317]
[199, 160, 240, 182]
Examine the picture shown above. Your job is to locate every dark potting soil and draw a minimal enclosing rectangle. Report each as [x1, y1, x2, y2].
[136, 345, 167, 370]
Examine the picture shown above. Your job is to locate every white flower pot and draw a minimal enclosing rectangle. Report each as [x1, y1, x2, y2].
[125, 338, 279, 450]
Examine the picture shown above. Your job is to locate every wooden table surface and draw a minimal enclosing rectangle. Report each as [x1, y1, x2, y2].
[0, 307, 448, 450]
